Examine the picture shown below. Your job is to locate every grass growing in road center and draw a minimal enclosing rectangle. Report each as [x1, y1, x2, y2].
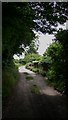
[26, 75, 33, 81]
[24, 72, 29, 75]
[30, 84, 40, 94]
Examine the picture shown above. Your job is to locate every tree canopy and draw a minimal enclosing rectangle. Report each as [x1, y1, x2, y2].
[2, 2, 35, 66]
[30, 2, 68, 33]
[3, 2, 68, 66]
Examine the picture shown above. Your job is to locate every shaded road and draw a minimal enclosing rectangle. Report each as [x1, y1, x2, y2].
[3, 66, 67, 119]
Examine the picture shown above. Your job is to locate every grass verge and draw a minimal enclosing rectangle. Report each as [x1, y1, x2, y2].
[3, 64, 19, 98]
[46, 79, 65, 93]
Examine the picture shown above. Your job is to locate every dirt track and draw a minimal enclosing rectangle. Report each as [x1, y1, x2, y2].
[2, 66, 67, 119]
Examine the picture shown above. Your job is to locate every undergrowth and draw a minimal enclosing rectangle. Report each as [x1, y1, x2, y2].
[3, 63, 19, 98]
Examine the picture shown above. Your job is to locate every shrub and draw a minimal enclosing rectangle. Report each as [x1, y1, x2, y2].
[32, 68, 39, 73]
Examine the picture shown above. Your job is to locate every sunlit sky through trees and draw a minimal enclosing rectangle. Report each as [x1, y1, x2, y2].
[13, 22, 66, 60]
[36, 23, 66, 55]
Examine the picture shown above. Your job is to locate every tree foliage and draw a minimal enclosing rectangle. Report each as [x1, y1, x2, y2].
[30, 2, 68, 33]
[42, 30, 68, 94]
[2, 2, 35, 66]
[55, 30, 68, 94]
[43, 42, 64, 92]
[25, 39, 39, 55]
[22, 53, 41, 64]
[3, 2, 68, 67]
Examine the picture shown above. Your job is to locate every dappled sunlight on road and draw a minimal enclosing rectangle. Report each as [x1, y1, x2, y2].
[18, 66, 36, 77]
[40, 87, 61, 96]
[19, 66, 34, 74]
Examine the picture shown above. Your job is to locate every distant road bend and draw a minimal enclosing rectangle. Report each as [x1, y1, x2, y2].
[3, 66, 67, 119]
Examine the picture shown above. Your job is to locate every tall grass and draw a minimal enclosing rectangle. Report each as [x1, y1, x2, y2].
[3, 63, 19, 98]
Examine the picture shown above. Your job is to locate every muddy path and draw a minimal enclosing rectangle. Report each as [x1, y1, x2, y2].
[2, 66, 68, 119]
